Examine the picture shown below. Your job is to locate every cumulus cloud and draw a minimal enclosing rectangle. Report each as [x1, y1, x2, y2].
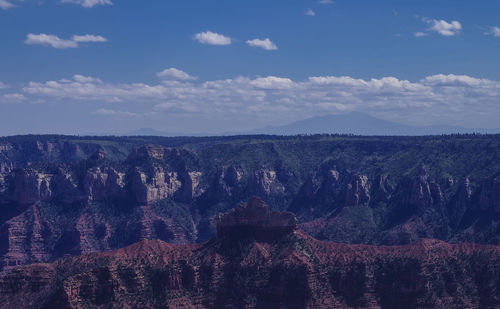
[72, 34, 108, 42]
[194, 31, 231, 45]
[157, 68, 197, 81]
[25, 34, 78, 49]
[18, 72, 500, 126]
[250, 76, 294, 89]
[1, 93, 25, 104]
[422, 74, 491, 87]
[485, 26, 500, 37]
[246, 38, 278, 50]
[418, 18, 462, 37]
[305, 9, 316, 16]
[61, 0, 112, 8]
[25, 33, 107, 49]
[0, 0, 15, 10]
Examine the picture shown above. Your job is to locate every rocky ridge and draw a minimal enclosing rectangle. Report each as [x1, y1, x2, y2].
[1, 199, 499, 308]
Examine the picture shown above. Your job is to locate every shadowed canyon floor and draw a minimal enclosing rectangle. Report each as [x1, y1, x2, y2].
[1, 198, 499, 309]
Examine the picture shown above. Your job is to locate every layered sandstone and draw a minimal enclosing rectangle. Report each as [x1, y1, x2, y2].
[1, 200, 499, 308]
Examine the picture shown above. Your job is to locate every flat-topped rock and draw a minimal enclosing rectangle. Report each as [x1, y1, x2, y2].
[216, 197, 298, 240]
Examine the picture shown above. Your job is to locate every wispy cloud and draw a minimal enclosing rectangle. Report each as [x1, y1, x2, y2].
[0, 0, 15, 10]
[25, 33, 107, 49]
[305, 9, 316, 16]
[317, 0, 333, 4]
[93, 108, 137, 117]
[418, 18, 462, 37]
[194, 31, 231, 45]
[246, 38, 278, 50]
[61, 0, 112, 8]
[414, 32, 428, 37]
[0, 82, 8, 89]
[485, 26, 500, 37]
[157, 68, 197, 81]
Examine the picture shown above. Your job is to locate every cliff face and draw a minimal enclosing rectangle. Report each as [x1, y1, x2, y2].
[1, 199, 499, 309]
[216, 197, 297, 240]
[0, 135, 499, 272]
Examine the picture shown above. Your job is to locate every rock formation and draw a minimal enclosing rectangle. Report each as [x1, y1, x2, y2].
[216, 197, 297, 240]
[1, 199, 499, 308]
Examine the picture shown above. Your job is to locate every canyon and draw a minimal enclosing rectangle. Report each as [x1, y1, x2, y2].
[1, 198, 499, 308]
[0, 134, 499, 274]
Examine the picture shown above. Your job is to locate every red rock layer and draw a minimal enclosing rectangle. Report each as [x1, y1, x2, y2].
[1, 200, 499, 309]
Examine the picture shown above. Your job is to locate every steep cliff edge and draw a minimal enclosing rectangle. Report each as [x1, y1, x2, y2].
[1, 199, 499, 309]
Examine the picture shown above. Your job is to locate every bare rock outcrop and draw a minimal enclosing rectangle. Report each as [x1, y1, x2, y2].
[213, 166, 243, 201]
[249, 169, 285, 197]
[345, 174, 371, 206]
[216, 197, 297, 240]
[408, 164, 444, 212]
[84, 167, 126, 201]
[131, 167, 182, 205]
[13, 170, 55, 204]
[180, 171, 204, 201]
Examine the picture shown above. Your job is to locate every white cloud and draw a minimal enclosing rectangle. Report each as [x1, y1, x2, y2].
[317, 0, 333, 4]
[25, 33, 108, 49]
[422, 74, 491, 87]
[0, 82, 8, 89]
[485, 26, 500, 37]
[72, 34, 108, 42]
[414, 32, 428, 37]
[18, 73, 500, 127]
[157, 68, 197, 81]
[305, 9, 316, 16]
[0, 0, 14, 10]
[246, 38, 278, 50]
[1, 93, 25, 103]
[250, 76, 294, 89]
[61, 0, 112, 8]
[93, 108, 137, 117]
[25, 34, 78, 49]
[194, 31, 231, 45]
[419, 18, 462, 36]
[73, 75, 102, 83]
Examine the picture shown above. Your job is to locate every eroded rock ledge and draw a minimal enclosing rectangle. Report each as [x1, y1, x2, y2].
[216, 197, 297, 240]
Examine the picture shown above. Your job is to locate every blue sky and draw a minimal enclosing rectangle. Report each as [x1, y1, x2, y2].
[1, 0, 500, 135]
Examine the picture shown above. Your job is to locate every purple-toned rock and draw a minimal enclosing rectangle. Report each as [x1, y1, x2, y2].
[131, 167, 182, 205]
[216, 197, 297, 239]
[84, 167, 126, 201]
[249, 169, 285, 197]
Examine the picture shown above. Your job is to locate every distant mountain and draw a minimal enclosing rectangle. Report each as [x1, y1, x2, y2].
[124, 128, 206, 137]
[248, 112, 500, 136]
[123, 113, 499, 137]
